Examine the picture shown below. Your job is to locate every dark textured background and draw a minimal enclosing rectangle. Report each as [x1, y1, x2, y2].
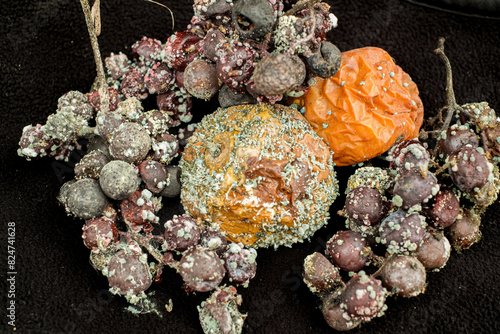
[1, 1, 500, 333]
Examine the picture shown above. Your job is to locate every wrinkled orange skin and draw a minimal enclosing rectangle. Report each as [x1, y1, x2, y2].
[291, 47, 424, 166]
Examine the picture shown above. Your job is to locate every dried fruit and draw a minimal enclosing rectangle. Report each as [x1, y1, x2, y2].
[253, 53, 306, 96]
[290, 47, 424, 166]
[306, 41, 342, 78]
[231, 0, 275, 40]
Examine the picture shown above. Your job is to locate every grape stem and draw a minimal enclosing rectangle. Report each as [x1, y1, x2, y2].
[120, 231, 180, 272]
[371, 254, 392, 278]
[433, 159, 455, 176]
[434, 37, 463, 133]
[285, 0, 321, 15]
[80, 0, 110, 113]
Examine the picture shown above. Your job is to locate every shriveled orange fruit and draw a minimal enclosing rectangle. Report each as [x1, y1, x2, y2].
[290, 47, 424, 167]
[180, 103, 338, 248]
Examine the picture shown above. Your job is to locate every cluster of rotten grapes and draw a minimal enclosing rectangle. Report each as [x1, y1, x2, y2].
[101, 0, 340, 115]
[303, 101, 500, 331]
[19, 85, 256, 329]
[19, 87, 262, 334]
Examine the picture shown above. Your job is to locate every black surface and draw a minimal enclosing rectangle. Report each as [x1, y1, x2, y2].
[1, 1, 500, 333]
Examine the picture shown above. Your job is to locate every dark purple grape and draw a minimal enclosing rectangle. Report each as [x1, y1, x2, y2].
[422, 189, 460, 228]
[448, 145, 490, 193]
[120, 190, 161, 230]
[179, 246, 225, 292]
[340, 274, 386, 321]
[345, 186, 386, 227]
[393, 167, 439, 209]
[388, 140, 430, 172]
[462, 101, 497, 129]
[151, 133, 179, 164]
[164, 214, 201, 251]
[164, 31, 202, 70]
[137, 160, 167, 194]
[223, 243, 257, 285]
[121, 68, 147, 100]
[202, 28, 226, 61]
[183, 60, 220, 100]
[144, 62, 174, 94]
[131, 36, 162, 63]
[198, 286, 245, 334]
[82, 216, 119, 250]
[88, 87, 122, 112]
[105, 52, 130, 80]
[416, 229, 451, 270]
[96, 112, 126, 142]
[447, 210, 481, 251]
[57, 91, 94, 120]
[472, 179, 498, 207]
[378, 210, 427, 255]
[215, 40, 256, 92]
[218, 84, 257, 108]
[107, 248, 152, 295]
[303, 252, 340, 293]
[322, 291, 362, 331]
[326, 231, 369, 272]
[437, 126, 479, 157]
[18, 124, 54, 160]
[74, 150, 110, 179]
[156, 89, 193, 126]
[109, 122, 151, 164]
[381, 255, 426, 297]
[137, 109, 173, 137]
[159, 165, 182, 198]
[87, 135, 110, 157]
[199, 227, 228, 256]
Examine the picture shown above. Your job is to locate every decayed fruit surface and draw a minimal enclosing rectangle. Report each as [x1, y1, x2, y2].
[180, 103, 338, 248]
[291, 47, 424, 166]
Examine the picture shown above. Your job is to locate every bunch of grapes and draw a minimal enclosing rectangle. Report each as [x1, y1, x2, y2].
[101, 0, 340, 113]
[18, 88, 257, 332]
[302, 97, 499, 330]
